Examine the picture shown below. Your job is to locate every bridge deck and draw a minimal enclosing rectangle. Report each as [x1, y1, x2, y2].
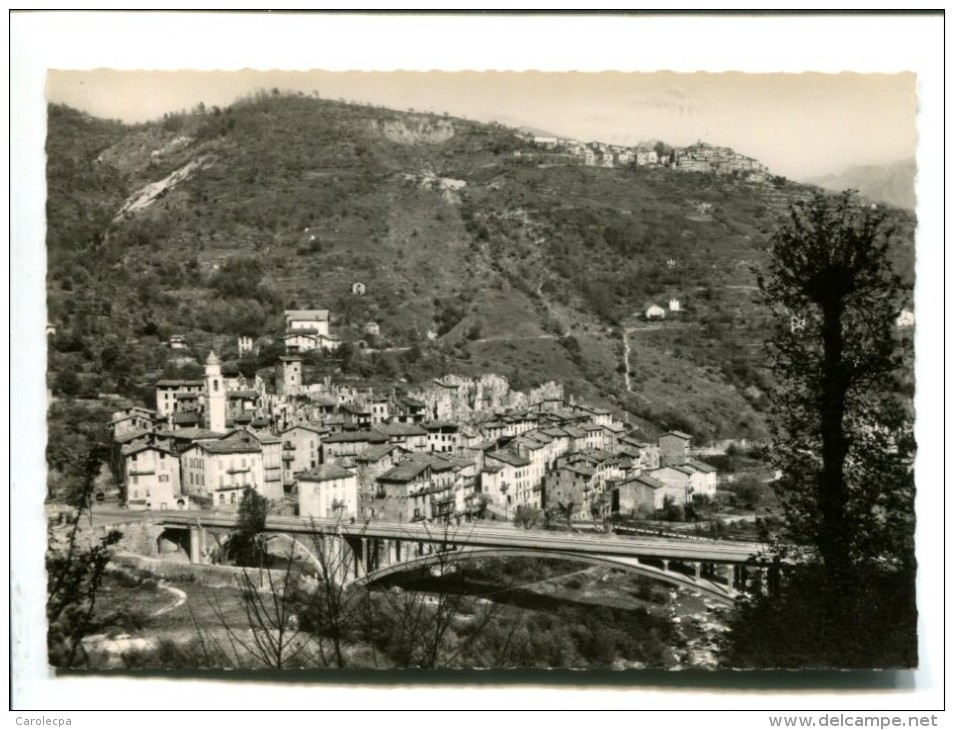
[153, 511, 764, 564]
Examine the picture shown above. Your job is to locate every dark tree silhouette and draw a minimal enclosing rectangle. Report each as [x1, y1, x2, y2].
[727, 190, 916, 668]
[228, 486, 271, 567]
[47, 446, 123, 667]
[758, 190, 913, 577]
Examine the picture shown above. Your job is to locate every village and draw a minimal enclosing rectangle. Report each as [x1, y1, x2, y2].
[518, 136, 771, 182]
[107, 306, 720, 530]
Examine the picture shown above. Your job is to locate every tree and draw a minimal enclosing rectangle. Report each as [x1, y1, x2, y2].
[47, 445, 122, 666]
[512, 504, 538, 529]
[53, 369, 81, 397]
[203, 554, 313, 670]
[660, 495, 684, 523]
[194, 521, 526, 669]
[731, 190, 916, 667]
[557, 499, 576, 529]
[729, 474, 766, 510]
[589, 492, 609, 528]
[758, 191, 912, 577]
[228, 486, 271, 567]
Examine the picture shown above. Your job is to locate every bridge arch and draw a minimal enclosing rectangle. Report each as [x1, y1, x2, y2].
[352, 547, 738, 604]
[157, 527, 190, 557]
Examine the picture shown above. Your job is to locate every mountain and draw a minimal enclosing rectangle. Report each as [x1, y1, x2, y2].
[806, 159, 916, 211]
[516, 125, 562, 138]
[44, 94, 916, 443]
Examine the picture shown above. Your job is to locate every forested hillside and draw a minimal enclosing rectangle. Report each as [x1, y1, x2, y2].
[45, 92, 916, 442]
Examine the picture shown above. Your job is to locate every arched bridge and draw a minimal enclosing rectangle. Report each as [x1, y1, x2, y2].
[151, 512, 767, 604]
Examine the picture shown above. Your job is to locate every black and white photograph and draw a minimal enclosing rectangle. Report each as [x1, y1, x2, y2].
[11, 11, 944, 716]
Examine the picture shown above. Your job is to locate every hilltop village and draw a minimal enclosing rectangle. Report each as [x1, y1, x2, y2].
[109, 306, 718, 527]
[519, 137, 771, 182]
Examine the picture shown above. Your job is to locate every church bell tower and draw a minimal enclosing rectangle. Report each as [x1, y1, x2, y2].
[205, 350, 226, 433]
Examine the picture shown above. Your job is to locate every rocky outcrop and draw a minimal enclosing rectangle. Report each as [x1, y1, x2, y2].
[113, 155, 215, 221]
[371, 117, 456, 145]
[408, 374, 564, 422]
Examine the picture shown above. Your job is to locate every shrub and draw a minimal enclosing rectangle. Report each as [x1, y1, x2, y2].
[729, 474, 765, 510]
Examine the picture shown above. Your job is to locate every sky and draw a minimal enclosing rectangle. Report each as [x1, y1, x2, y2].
[46, 68, 915, 181]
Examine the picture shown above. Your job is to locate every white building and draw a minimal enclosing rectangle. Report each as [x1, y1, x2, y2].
[122, 443, 182, 511]
[180, 434, 266, 509]
[645, 304, 666, 321]
[285, 309, 330, 336]
[685, 458, 718, 499]
[298, 464, 359, 519]
[283, 309, 338, 352]
[369, 396, 390, 425]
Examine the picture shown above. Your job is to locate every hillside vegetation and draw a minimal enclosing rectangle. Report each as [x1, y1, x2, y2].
[45, 92, 916, 442]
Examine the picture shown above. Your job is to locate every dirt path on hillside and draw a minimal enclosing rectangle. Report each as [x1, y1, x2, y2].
[153, 581, 188, 616]
[621, 327, 651, 402]
[621, 321, 696, 400]
[622, 328, 633, 392]
[471, 334, 561, 345]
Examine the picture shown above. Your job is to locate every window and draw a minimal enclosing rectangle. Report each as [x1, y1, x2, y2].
[159, 474, 169, 483]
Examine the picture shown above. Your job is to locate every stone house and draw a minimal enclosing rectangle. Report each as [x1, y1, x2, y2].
[155, 379, 204, 419]
[375, 460, 434, 523]
[614, 474, 668, 515]
[281, 423, 326, 482]
[646, 465, 694, 506]
[483, 450, 534, 511]
[227, 390, 260, 421]
[322, 430, 389, 464]
[375, 422, 429, 452]
[353, 444, 410, 517]
[659, 430, 692, 467]
[369, 395, 390, 425]
[423, 421, 459, 453]
[544, 464, 597, 521]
